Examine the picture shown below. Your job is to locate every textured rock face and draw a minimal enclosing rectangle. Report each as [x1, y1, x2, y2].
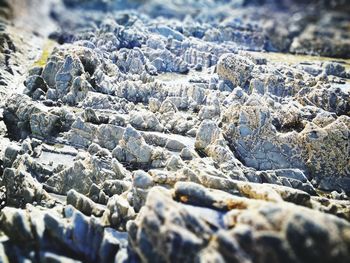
[0, 0, 349, 262]
[217, 54, 255, 88]
[217, 54, 350, 192]
[128, 185, 350, 263]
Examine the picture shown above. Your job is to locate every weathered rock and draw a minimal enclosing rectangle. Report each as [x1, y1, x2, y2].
[67, 189, 105, 216]
[113, 125, 154, 165]
[103, 194, 136, 229]
[129, 184, 350, 263]
[3, 94, 62, 139]
[45, 155, 117, 195]
[24, 75, 48, 97]
[2, 1, 350, 262]
[217, 54, 255, 88]
[2, 159, 51, 208]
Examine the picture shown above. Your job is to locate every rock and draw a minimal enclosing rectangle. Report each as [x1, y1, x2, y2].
[180, 147, 198, 160]
[0, 207, 34, 243]
[67, 189, 105, 216]
[149, 98, 161, 112]
[150, 25, 185, 41]
[66, 117, 98, 147]
[129, 110, 163, 132]
[55, 54, 84, 99]
[88, 183, 109, 205]
[83, 107, 100, 124]
[2, 1, 350, 262]
[195, 120, 222, 151]
[45, 205, 110, 262]
[166, 155, 185, 171]
[111, 158, 129, 179]
[103, 195, 135, 229]
[24, 75, 48, 97]
[323, 62, 345, 77]
[165, 139, 186, 151]
[133, 170, 154, 189]
[114, 125, 154, 164]
[42, 60, 63, 89]
[127, 187, 207, 262]
[159, 99, 178, 114]
[129, 184, 350, 263]
[116, 48, 148, 75]
[217, 54, 255, 88]
[3, 143, 21, 168]
[102, 179, 131, 197]
[30, 110, 60, 137]
[3, 94, 62, 140]
[45, 155, 117, 195]
[97, 124, 125, 150]
[2, 163, 51, 208]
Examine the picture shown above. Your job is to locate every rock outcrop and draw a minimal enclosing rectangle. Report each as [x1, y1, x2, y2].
[0, 0, 349, 262]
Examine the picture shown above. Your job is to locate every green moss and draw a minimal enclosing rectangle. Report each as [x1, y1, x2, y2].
[33, 40, 56, 67]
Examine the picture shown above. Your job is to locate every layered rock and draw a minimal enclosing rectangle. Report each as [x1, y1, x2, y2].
[0, 0, 349, 262]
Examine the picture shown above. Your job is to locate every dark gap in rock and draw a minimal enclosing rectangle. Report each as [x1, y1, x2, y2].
[79, 57, 96, 76]
[3, 113, 29, 141]
[273, 117, 305, 133]
[0, 158, 3, 177]
[195, 148, 208, 158]
[121, 162, 152, 172]
[49, 31, 75, 45]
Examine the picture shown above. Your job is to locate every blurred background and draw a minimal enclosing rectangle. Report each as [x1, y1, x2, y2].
[0, 0, 349, 58]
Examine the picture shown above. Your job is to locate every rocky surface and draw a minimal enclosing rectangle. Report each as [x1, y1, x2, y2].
[0, 0, 349, 262]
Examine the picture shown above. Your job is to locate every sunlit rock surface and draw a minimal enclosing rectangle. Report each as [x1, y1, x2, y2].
[0, 0, 349, 262]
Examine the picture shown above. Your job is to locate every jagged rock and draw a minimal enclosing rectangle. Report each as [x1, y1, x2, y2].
[133, 170, 154, 189]
[24, 75, 48, 97]
[2, 157, 51, 208]
[299, 116, 350, 192]
[149, 98, 161, 112]
[113, 125, 154, 164]
[217, 54, 255, 88]
[30, 111, 60, 137]
[3, 143, 21, 168]
[195, 120, 222, 151]
[3, 94, 62, 139]
[66, 117, 98, 147]
[55, 54, 84, 98]
[67, 189, 105, 216]
[102, 179, 131, 197]
[2, 1, 350, 262]
[45, 155, 118, 195]
[88, 183, 109, 205]
[97, 124, 125, 150]
[324, 62, 346, 77]
[116, 48, 148, 75]
[103, 194, 135, 229]
[221, 97, 350, 193]
[129, 110, 163, 132]
[128, 187, 208, 263]
[298, 85, 350, 116]
[129, 184, 350, 263]
[42, 59, 64, 89]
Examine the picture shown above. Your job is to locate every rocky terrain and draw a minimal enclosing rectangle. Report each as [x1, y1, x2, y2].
[0, 0, 349, 262]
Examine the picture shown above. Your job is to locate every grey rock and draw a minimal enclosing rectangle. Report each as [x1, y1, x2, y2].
[67, 189, 105, 216]
[217, 54, 254, 88]
[133, 170, 154, 189]
[24, 75, 48, 97]
[195, 120, 222, 151]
